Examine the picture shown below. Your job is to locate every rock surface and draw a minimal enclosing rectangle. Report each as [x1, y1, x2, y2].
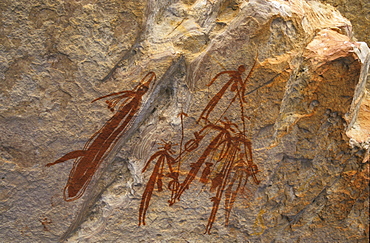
[319, 0, 370, 44]
[0, 0, 369, 242]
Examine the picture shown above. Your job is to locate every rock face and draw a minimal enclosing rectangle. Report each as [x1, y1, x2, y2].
[319, 0, 370, 44]
[0, 0, 368, 242]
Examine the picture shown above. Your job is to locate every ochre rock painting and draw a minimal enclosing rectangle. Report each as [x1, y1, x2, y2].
[1, 0, 369, 242]
[139, 65, 260, 233]
[46, 72, 156, 201]
[46, 64, 260, 234]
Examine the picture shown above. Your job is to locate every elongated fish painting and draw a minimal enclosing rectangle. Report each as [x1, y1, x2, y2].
[46, 72, 156, 201]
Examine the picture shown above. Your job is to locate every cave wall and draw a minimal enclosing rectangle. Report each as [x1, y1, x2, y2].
[0, 0, 368, 242]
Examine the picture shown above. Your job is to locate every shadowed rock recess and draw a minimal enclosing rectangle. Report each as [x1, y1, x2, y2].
[0, 0, 368, 242]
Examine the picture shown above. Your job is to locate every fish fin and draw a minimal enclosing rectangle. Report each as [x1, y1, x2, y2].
[45, 150, 86, 167]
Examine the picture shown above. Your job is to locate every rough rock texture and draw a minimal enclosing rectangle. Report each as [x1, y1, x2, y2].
[318, 0, 370, 44]
[346, 42, 370, 150]
[0, 0, 369, 242]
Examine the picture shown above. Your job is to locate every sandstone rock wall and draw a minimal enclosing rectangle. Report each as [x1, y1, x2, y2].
[319, 0, 370, 44]
[0, 0, 368, 242]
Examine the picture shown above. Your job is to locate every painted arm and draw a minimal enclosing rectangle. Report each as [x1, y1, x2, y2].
[207, 71, 235, 86]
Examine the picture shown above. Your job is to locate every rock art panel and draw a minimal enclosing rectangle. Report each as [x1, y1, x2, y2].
[0, 0, 369, 242]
